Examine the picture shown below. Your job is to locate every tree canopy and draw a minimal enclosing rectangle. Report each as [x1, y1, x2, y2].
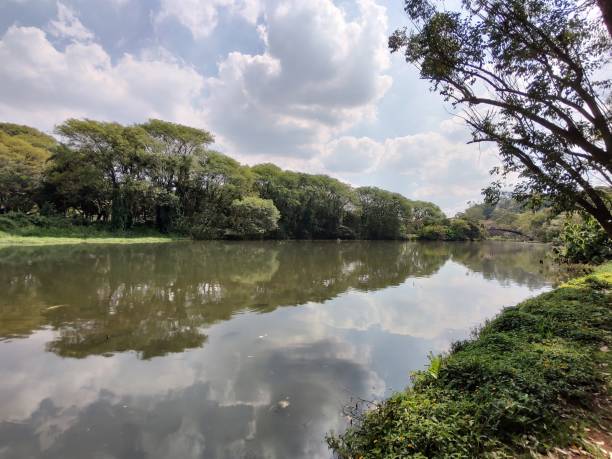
[0, 123, 56, 213]
[0, 119, 456, 241]
[390, 0, 612, 237]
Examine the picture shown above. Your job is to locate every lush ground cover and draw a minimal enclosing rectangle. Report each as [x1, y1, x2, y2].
[0, 214, 179, 245]
[328, 263, 612, 458]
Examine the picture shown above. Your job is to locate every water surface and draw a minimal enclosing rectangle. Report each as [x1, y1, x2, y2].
[0, 241, 555, 458]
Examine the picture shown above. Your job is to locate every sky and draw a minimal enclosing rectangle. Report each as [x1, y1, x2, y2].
[0, 0, 500, 215]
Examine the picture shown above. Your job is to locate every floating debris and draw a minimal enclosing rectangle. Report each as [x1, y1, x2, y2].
[277, 400, 290, 409]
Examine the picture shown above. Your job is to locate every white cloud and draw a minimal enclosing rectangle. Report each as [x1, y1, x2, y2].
[0, 21, 206, 131]
[48, 1, 94, 42]
[312, 118, 498, 213]
[320, 136, 383, 173]
[204, 0, 392, 157]
[301, 260, 550, 341]
[0, 0, 503, 213]
[155, 0, 262, 39]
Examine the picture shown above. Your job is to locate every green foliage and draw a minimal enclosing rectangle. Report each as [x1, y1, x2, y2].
[0, 125, 56, 213]
[1, 118, 447, 241]
[418, 223, 449, 241]
[554, 215, 612, 264]
[139, 118, 214, 156]
[328, 266, 612, 457]
[228, 196, 280, 238]
[410, 200, 446, 230]
[418, 218, 485, 241]
[391, 0, 612, 237]
[0, 212, 172, 241]
[447, 218, 484, 241]
[0, 123, 57, 150]
[252, 164, 361, 239]
[459, 195, 565, 242]
[357, 187, 413, 239]
[426, 353, 442, 380]
[252, 165, 448, 240]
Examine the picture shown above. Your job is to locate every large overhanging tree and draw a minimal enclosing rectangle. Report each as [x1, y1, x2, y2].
[598, 0, 612, 37]
[390, 0, 612, 237]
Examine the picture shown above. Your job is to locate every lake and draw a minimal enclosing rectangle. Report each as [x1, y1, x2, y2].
[0, 241, 556, 459]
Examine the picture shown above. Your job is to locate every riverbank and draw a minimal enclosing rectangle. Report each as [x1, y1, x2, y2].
[0, 215, 180, 246]
[0, 233, 179, 246]
[328, 263, 612, 458]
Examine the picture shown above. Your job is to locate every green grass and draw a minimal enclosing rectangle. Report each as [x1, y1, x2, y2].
[328, 263, 612, 458]
[0, 213, 181, 246]
[0, 233, 178, 246]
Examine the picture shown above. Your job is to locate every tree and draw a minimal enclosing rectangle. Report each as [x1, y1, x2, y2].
[42, 145, 110, 220]
[357, 187, 413, 239]
[448, 218, 484, 240]
[1, 117, 453, 241]
[140, 119, 214, 156]
[409, 200, 446, 231]
[179, 151, 253, 238]
[0, 124, 55, 213]
[0, 123, 56, 150]
[55, 119, 154, 228]
[597, 0, 612, 37]
[253, 165, 360, 239]
[139, 119, 215, 231]
[300, 174, 357, 239]
[252, 164, 304, 238]
[228, 196, 280, 238]
[390, 0, 612, 237]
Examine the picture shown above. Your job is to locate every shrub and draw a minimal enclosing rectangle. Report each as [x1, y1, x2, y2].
[554, 216, 612, 264]
[418, 219, 485, 241]
[447, 218, 485, 241]
[227, 197, 280, 238]
[418, 223, 449, 240]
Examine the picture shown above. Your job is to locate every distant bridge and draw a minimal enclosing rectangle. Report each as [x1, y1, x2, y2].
[487, 227, 533, 240]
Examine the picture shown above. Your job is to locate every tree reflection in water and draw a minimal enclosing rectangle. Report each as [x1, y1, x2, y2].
[0, 240, 556, 459]
[0, 241, 552, 359]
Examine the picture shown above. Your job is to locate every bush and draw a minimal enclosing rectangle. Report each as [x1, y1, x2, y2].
[227, 197, 280, 238]
[418, 219, 485, 241]
[0, 212, 169, 239]
[174, 213, 225, 240]
[447, 218, 485, 241]
[0, 212, 75, 232]
[554, 216, 612, 264]
[418, 223, 449, 240]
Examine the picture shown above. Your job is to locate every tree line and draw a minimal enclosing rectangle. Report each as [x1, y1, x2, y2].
[1, 119, 480, 240]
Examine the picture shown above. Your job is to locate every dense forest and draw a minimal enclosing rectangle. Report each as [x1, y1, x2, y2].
[0, 119, 482, 241]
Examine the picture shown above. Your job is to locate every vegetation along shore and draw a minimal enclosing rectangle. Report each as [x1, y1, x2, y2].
[327, 263, 612, 458]
[2, 120, 609, 255]
[0, 119, 485, 244]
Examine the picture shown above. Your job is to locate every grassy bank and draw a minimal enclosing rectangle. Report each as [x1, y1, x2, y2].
[328, 263, 612, 458]
[0, 214, 180, 246]
[0, 234, 179, 246]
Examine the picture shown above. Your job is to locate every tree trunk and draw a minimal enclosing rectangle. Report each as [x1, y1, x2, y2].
[597, 0, 612, 38]
[590, 204, 612, 239]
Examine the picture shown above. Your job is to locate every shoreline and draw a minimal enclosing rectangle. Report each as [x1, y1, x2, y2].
[0, 233, 183, 246]
[0, 234, 548, 247]
[328, 262, 612, 458]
